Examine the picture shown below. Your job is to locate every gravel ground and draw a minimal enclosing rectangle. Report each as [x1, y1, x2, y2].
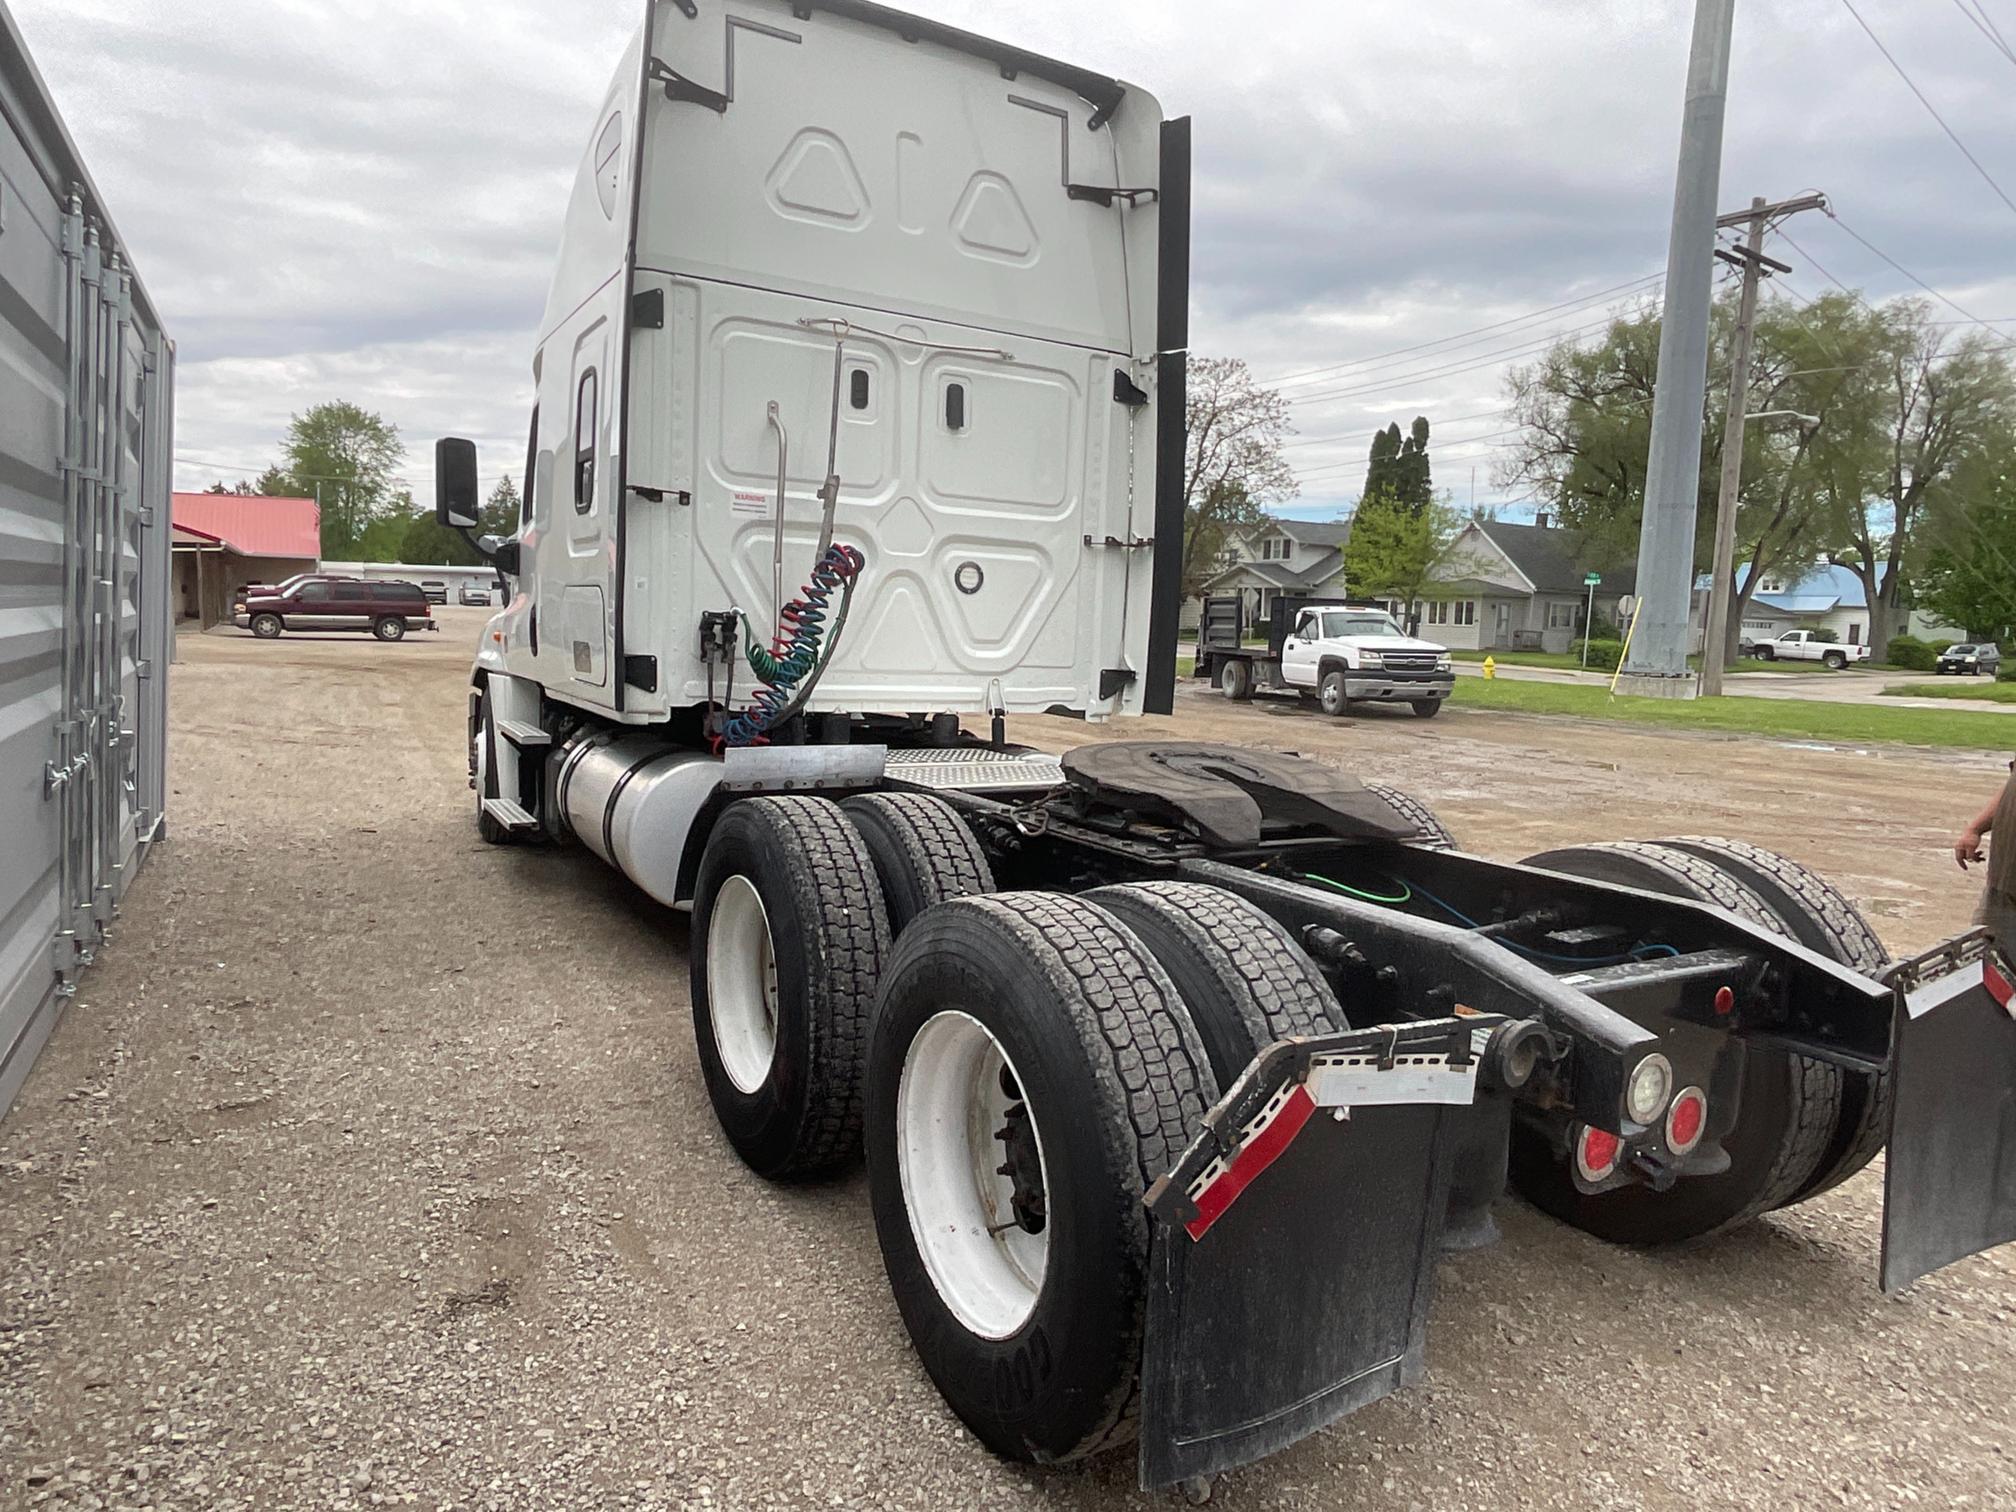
[3, 614, 2013, 1511]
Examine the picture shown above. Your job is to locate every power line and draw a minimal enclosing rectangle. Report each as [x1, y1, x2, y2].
[1838, 0, 2016, 219]
[1280, 406, 1507, 451]
[1950, 0, 2016, 66]
[1258, 272, 1664, 389]
[1822, 212, 2013, 333]
[1284, 306, 1660, 409]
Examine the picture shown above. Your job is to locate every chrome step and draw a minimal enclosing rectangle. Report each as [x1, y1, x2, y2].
[496, 719, 552, 749]
[883, 747, 1065, 794]
[482, 797, 540, 833]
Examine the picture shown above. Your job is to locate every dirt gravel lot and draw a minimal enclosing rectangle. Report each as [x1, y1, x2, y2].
[4, 614, 2013, 1511]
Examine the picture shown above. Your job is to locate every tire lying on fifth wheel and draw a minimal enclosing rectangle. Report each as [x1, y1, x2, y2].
[1086, 880, 1345, 1084]
[865, 893, 1217, 1464]
[840, 791, 995, 935]
[1510, 840, 1843, 1245]
[1658, 835, 1892, 1204]
[690, 795, 890, 1180]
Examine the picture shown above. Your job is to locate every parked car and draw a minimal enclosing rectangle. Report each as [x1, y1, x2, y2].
[419, 580, 450, 605]
[459, 583, 492, 607]
[233, 577, 437, 641]
[1937, 642, 2002, 676]
[1744, 630, 1870, 670]
[233, 572, 355, 608]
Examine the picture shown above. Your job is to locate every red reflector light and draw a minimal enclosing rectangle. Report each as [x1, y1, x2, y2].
[1575, 1125, 1622, 1183]
[1666, 1088, 1707, 1155]
[1713, 986, 1735, 1016]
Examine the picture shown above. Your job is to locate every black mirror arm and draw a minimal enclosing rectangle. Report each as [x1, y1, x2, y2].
[454, 527, 520, 576]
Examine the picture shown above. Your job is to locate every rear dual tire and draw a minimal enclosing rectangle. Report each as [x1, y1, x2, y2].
[866, 894, 1217, 1463]
[1512, 841, 1843, 1244]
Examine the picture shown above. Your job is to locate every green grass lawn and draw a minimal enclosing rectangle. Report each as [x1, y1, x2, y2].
[1447, 648, 1836, 676]
[1880, 680, 2016, 704]
[1447, 676, 2016, 750]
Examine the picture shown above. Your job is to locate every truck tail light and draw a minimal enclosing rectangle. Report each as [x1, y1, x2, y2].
[1575, 1125, 1621, 1183]
[1666, 1088, 1708, 1156]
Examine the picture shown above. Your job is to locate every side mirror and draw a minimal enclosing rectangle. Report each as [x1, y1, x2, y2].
[435, 437, 481, 529]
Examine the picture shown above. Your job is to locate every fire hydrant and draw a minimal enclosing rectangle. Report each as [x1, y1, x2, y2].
[1483, 655, 1497, 680]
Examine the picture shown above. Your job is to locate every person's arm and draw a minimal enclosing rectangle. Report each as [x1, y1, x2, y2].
[1956, 781, 2007, 869]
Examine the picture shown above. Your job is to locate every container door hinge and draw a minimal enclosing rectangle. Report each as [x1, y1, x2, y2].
[1067, 184, 1158, 208]
[1099, 667, 1138, 700]
[624, 654, 660, 693]
[1113, 369, 1150, 407]
[1083, 534, 1153, 550]
[51, 933, 80, 992]
[648, 58, 729, 113]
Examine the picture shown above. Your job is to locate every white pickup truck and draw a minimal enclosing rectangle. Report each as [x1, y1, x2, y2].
[1199, 597, 1455, 718]
[1744, 630, 1869, 669]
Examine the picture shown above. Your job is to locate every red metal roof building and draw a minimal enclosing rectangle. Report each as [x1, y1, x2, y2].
[171, 493, 322, 628]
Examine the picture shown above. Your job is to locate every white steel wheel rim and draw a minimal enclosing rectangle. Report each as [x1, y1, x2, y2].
[708, 874, 780, 1095]
[897, 1010, 1050, 1340]
[1322, 677, 1344, 712]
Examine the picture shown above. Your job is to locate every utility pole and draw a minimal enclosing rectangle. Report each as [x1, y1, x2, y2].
[1698, 192, 1827, 697]
[1618, 0, 1736, 699]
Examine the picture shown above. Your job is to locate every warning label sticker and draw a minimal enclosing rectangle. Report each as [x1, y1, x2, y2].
[731, 491, 768, 515]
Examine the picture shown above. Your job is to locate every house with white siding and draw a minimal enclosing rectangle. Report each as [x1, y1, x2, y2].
[1689, 562, 1961, 650]
[1418, 518, 1636, 653]
[1186, 517, 1352, 630]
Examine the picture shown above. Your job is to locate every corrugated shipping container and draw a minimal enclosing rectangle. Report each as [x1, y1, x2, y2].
[1, 1, 174, 1116]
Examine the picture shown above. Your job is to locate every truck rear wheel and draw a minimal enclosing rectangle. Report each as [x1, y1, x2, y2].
[1218, 657, 1254, 701]
[1822, 649, 1847, 670]
[373, 615, 407, 641]
[1509, 841, 1842, 1244]
[1086, 881, 1345, 1085]
[1660, 836, 1891, 1203]
[691, 796, 890, 1179]
[1363, 783, 1457, 849]
[865, 893, 1215, 1464]
[840, 792, 994, 934]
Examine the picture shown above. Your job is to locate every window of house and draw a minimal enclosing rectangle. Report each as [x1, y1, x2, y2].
[1454, 600, 1476, 627]
[573, 370, 598, 512]
[1548, 600, 1577, 630]
[1847, 623, 1862, 645]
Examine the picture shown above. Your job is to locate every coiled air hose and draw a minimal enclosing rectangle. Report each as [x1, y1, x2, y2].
[723, 543, 865, 748]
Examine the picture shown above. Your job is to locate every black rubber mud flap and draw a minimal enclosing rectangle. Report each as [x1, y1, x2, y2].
[1135, 1019, 1491, 1490]
[1880, 934, 2016, 1293]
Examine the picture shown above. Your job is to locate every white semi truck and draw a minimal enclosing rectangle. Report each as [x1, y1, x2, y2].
[437, 2, 2016, 1494]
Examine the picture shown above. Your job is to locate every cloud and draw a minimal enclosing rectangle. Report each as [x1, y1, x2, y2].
[12, 0, 2013, 510]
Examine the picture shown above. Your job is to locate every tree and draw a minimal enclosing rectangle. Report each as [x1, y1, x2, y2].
[1182, 357, 1297, 597]
[1918, 456, 2016, 642]
[1363, 416, 1433, 513]
[482, 475, 521, 538]
[1344, 489, 1462, 609]
[355, 490, 421, 563]
[272, 401, 405, 559]
[1829, 301, 2016, 648]
[1499, 289, 2013, 660]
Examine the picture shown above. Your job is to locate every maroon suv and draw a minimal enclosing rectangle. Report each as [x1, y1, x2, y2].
[233, 577, 437, 642]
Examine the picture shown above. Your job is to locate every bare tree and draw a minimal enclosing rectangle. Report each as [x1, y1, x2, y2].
[1182, 357, 1298, 597]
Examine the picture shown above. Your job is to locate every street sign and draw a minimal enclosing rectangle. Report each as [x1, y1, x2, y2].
[1584, 572, 1603, 586]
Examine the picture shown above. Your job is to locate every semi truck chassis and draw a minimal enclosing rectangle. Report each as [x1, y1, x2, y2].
[468, 695, 2016, 1493]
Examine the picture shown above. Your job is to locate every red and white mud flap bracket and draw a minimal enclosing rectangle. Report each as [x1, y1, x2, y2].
[1879, 929, 2016, 1293]
[1136, 1014, 1529, 1492]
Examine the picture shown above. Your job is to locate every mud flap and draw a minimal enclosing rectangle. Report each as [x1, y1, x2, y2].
[1881, 934, 2016, 1293]
[1137, 1018, 1496, 1490]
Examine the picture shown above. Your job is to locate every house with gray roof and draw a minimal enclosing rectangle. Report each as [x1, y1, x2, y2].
[1186, 517, 1353, 629]
[1421, 517, 1637, 653]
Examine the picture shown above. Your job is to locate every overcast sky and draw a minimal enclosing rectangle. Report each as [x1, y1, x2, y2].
[13, 0, 2015, 518]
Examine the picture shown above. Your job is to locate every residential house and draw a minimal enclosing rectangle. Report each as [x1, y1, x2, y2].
[1187, 518, 1352, 631]
[1689, 563, 1962, 651]
[1420, 517, 1636, 653]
